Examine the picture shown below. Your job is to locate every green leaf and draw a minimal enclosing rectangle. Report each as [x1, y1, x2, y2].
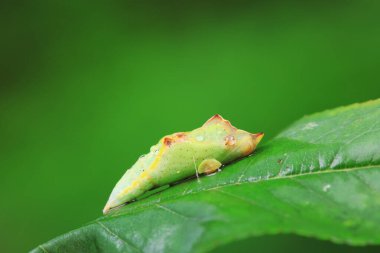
[31, 99, 380, 253]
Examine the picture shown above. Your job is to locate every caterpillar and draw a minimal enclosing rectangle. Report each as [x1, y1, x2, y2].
[103, 115, 263, 214]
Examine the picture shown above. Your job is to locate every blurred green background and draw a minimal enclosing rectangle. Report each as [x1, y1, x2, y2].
[1, 1, 379, 252]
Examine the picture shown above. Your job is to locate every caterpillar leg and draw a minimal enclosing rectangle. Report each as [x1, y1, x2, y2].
[198, 158, 222, 175]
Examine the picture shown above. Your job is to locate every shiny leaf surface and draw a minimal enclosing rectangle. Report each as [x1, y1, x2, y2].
[31, 100, 380, 253]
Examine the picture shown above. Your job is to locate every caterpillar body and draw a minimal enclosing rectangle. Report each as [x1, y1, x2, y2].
[103, 115, 263, 214]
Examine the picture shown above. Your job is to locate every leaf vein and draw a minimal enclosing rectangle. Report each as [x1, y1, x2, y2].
[38, 245, 49, 253]
[155, 204, 193, 220]
[96, 221, 142, 253]
[213, 188, 289, 219]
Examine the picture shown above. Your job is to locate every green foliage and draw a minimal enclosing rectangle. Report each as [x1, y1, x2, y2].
[31, 100, 380, 253]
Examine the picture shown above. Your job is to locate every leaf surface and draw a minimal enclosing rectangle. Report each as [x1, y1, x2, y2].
[31, 100, 380, 253]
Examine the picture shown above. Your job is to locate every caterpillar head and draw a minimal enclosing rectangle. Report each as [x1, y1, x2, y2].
[202, 114, 264, 159]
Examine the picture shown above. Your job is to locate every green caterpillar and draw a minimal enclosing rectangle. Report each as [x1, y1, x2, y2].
[103, 115, 263, 214]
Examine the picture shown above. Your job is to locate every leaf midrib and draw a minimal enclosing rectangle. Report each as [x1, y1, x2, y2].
[102, 164, 379, 220]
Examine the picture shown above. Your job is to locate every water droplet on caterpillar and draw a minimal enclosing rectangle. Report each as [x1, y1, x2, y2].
[196, 136, 204, 141]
